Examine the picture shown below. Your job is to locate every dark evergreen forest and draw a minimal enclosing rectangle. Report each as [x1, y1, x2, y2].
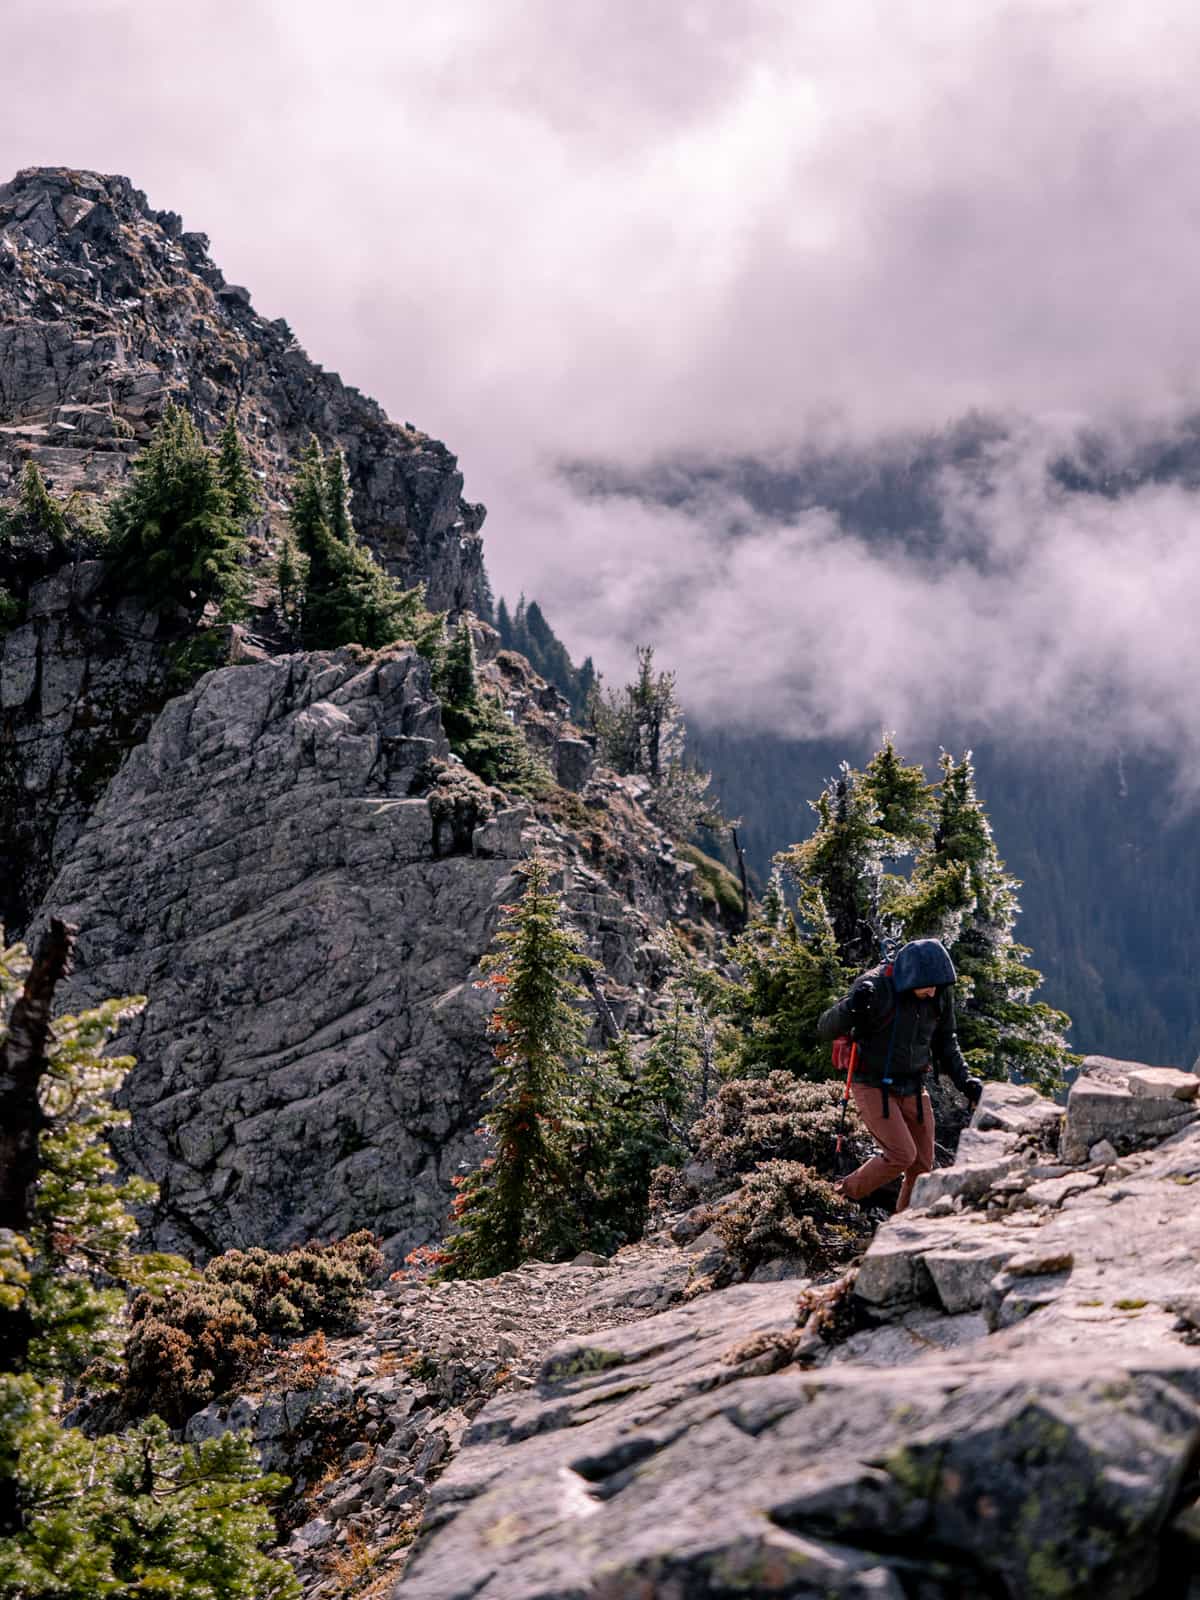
[686, 725, 1197, 1064]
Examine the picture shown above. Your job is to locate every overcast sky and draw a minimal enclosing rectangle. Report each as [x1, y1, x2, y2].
[7, 1, 1200, 762]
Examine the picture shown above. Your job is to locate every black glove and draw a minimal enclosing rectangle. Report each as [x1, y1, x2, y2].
[846, 978, 876, 1019]
[962, 1076, 984, 1107]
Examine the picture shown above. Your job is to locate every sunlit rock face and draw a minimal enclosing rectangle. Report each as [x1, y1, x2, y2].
[400, 1070, 1200, 1600]
[0, 166, 487, 613]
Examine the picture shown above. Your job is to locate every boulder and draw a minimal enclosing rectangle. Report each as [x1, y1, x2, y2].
[1061, 1071, 1198, 1164]
[1128, 1067, 1200, 1102]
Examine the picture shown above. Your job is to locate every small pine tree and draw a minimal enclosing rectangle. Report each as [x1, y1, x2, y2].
[906, 752, 1073, 1091]
[16, 463, 70, 549]
[438, 618, 480, 739]
[106, 401, 248, 619]
[589, 645, 717, 837]
[215, 414, 260, 523]
[286, 435, 440, 653]
[574, 656, 597, 720]
[439, 858, 597, 1278]
[433, 619, 550, 795]
[760, 864, 786, 929]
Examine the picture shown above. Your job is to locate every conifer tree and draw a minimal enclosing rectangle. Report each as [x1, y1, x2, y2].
[573, 1031, 691, 1251]
[862, 737, 935, 856]
[434, 618, 549, 795]
[323, 446, 355, 545]
[905, 752, 1073, 1090]
[286, 436, 439, 653]
[589, 645, 717, 837]
[0, 927, 295, 1593]
[718, 887, 850, 1080]
[439, 858, 596, 1278]
[438, 617, 480, 739]
[215, 414, 260, 523]
[575, 655, 597, 718]
[759, 864, 786, 929]
[777, 763, 885, 971]
[275, 535, 307, 646]
[106, 400, 248, 619]
[16, 463, 70, 549]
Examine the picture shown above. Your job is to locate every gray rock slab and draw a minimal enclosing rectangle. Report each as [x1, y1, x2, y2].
[1062, 1077, 1198, 1163]
[1129, 1068, 1200, 1101]
[400, 1278, 1200, 1600]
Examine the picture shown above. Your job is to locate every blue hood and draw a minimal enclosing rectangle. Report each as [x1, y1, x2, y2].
[892, 938, 957, 992]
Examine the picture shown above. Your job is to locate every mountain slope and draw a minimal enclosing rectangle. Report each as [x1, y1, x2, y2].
[0, 166, 485, 611]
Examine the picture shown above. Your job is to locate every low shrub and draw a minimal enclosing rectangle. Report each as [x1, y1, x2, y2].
[715, 1160, 872, 1276]
[416, 758, 496, 856]
[123, 1232, 382, 1424]
[696, 1072, 871, 1184]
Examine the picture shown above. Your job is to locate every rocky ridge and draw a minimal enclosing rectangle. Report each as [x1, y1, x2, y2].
[36, 643, 715, 1262]
[385, 1055, 1200, 1599]
[0, 166, 485, 612]
[0, 164, 494, 929]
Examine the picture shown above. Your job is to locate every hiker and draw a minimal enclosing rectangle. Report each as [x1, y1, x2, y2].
[817, 938, 983, 1212]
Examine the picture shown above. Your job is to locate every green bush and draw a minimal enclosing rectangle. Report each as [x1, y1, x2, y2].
[123, 1232, 382, 1424]
[715, 1160, 871, 1276]
[418, 758, 495, 856]
[693, 1072, 866, 1184]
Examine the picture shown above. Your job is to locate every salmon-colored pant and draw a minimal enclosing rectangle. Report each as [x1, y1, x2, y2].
[840, 1082, 934, 1212]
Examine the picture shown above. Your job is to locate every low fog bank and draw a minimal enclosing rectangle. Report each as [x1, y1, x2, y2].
[496, 410, 1200, 808]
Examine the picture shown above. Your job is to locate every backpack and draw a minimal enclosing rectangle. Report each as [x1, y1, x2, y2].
[831, 963, 894, 1075]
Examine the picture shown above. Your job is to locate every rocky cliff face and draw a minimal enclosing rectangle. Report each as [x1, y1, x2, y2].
[37, 645, 712, 1262]
[0, 167, 485, 611]
[0, 557, 176, 929]
[0, 163, 493, 928]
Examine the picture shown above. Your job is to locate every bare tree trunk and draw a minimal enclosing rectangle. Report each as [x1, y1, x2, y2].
[731, 826, 751, 930]
[0, 918, 77, 1371]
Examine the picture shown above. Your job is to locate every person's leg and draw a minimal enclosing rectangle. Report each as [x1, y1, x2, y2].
[840, 1083, 918, 1201]
[896, 1091, 936, 1212]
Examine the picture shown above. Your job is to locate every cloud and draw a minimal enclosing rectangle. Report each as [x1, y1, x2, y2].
[514, 422, 1200, 794]
[6, 2, 1200, 768]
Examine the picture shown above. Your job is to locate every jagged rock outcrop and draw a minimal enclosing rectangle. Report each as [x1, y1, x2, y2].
[0, 167, 486, 611]
[36, 647, 710, 1262]
[0, 163, 495, 926]
[0, 556, 198, 930]
[397, 1059, 1200, 1599]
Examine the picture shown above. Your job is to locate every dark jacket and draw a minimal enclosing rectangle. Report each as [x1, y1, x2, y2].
[817, 939, 970, 1095]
